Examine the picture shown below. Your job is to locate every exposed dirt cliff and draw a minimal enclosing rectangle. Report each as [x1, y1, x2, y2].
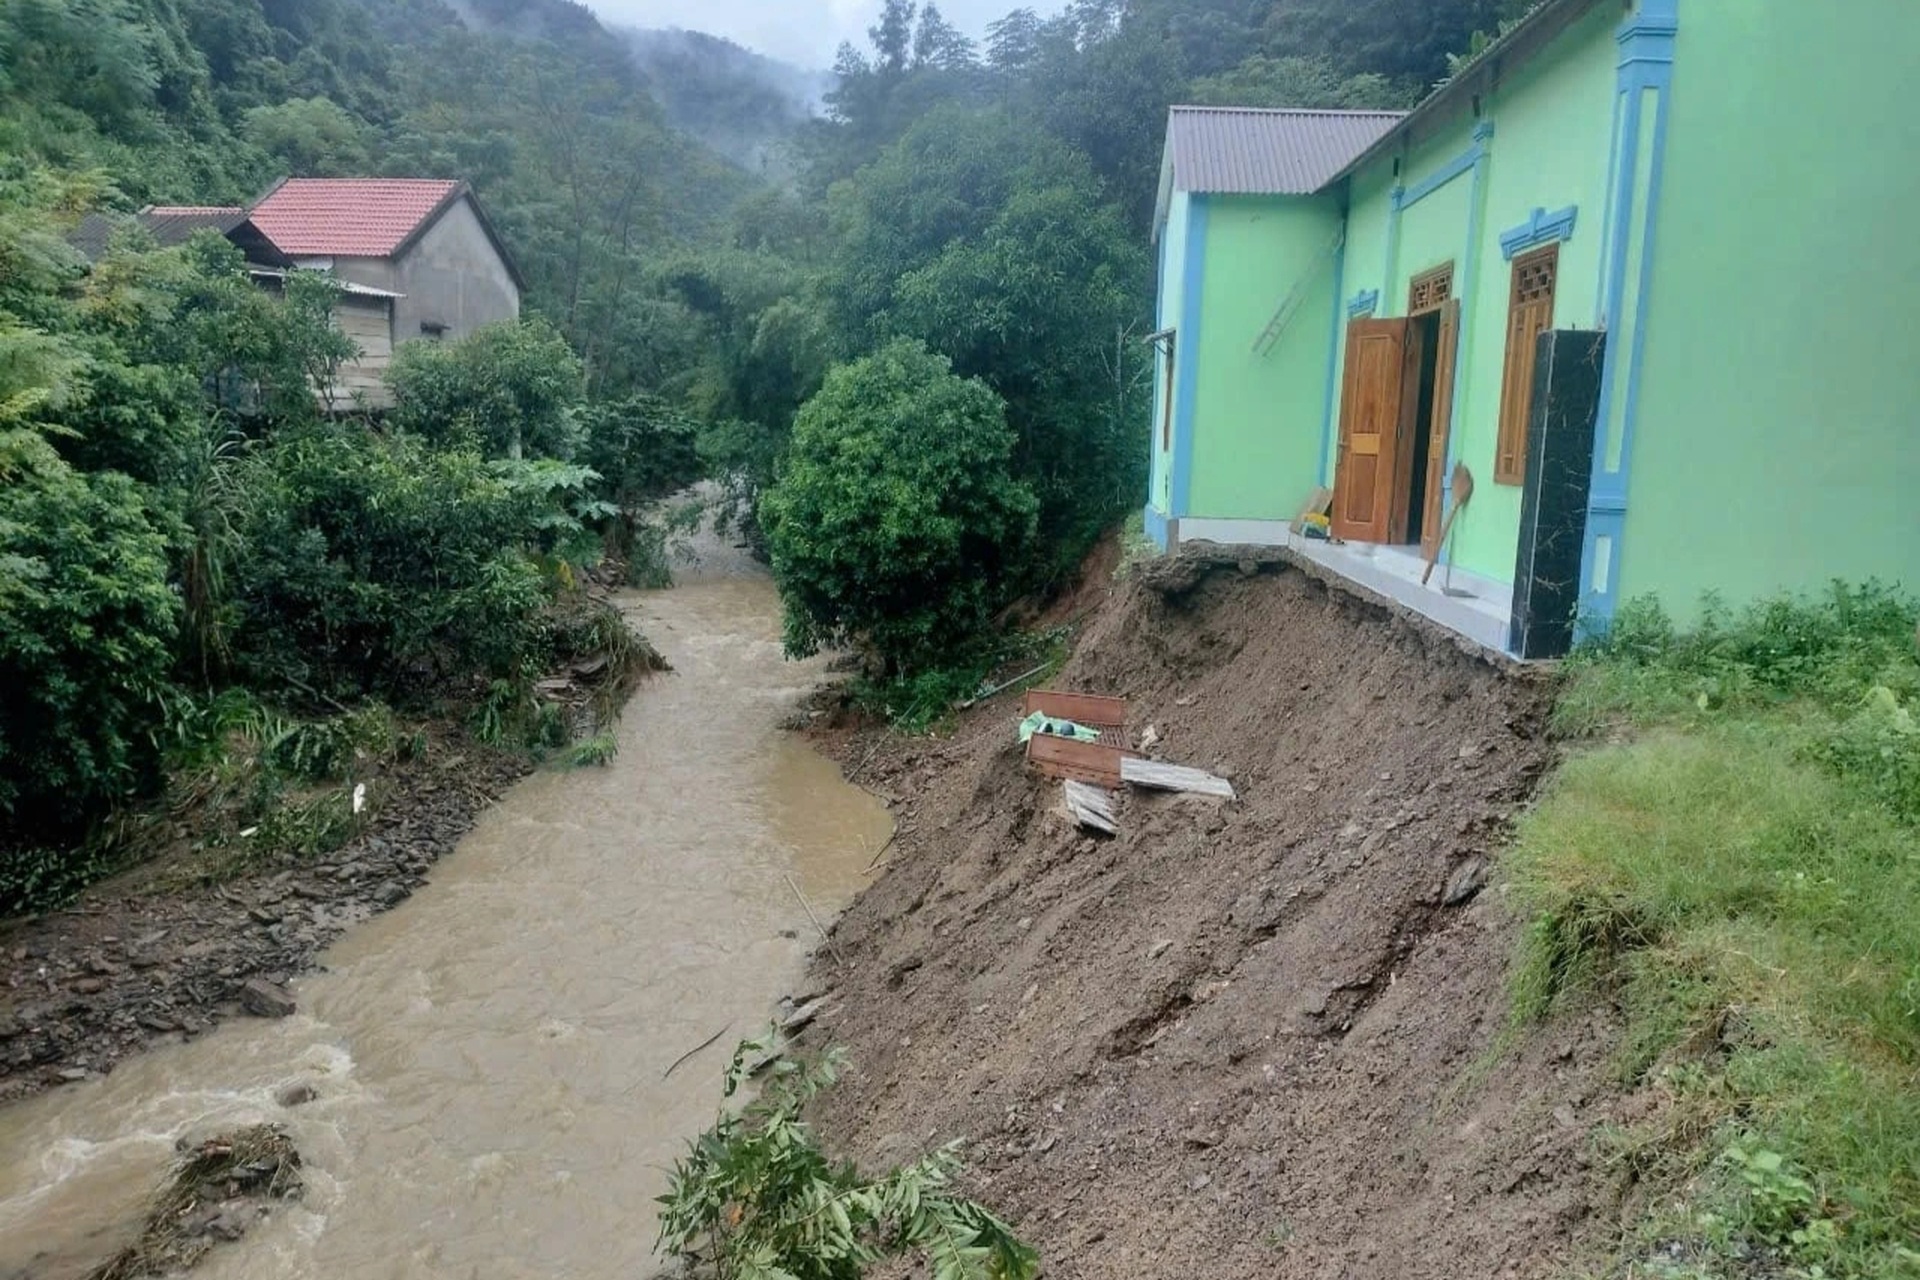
[803, 552, 1624, 1278]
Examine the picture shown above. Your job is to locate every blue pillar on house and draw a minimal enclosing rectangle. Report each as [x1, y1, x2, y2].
[1578, 0, 1678, 636]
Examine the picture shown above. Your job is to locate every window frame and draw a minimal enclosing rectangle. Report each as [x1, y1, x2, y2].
[1494, 242, 1560, 485]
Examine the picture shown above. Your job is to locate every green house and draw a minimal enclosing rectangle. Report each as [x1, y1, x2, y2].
[1145, 0, 1919, 656]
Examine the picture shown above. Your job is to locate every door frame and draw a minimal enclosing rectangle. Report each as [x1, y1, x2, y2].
[1405, 264, 1458, 556]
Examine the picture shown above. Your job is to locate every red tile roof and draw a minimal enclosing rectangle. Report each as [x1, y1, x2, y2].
[248, 179, 463, 258]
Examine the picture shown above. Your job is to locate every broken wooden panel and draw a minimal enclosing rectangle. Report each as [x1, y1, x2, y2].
[1062, 780, 1118, 835]
[1026, 733, 1137, 788]
[1120, 757, 1237, 800]
[1021, 689, 1129, 746]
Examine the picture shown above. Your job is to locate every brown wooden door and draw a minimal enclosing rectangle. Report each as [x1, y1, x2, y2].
[1331, 317, 1410, 543]
[1420, 298, 1461, 558]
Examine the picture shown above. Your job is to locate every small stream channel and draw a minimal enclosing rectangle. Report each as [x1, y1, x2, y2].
[0, 561, 892, 1279]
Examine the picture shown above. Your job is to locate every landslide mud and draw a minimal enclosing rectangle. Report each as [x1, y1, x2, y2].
[802, 553, 1623, 1278]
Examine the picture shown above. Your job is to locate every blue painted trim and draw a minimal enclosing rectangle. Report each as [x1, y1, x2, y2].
[1397, 121, 1494, 212]
[1318, 226, 1347, 487]
[1500, 204, 1579, 259]
[1577, 0, 1678, 637]
[1346, 288, 1379, 318]
[1169, 197, 1209, 519]
[1142, 503, 1170, 551]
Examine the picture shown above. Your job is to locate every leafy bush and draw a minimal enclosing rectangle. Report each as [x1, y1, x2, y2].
[227, 424, 554, 700]
[0, 450, 177, 837]
[577, 393, 704, 510]
[387, 317, 585, 460]
[657, 1041, 1038, 1280]
[762, 340, 1037, 674]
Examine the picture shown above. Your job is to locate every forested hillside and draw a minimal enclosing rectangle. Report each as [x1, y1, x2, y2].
[0, 0, 1521, 905]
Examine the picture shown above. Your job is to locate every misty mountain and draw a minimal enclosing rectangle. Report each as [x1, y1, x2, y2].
[618, 27, 829, 174]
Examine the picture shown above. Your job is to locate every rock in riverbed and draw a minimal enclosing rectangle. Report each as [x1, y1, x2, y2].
[239, 979, 296, 1019]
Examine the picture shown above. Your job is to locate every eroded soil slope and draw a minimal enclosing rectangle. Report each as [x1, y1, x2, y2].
[806, 554, 1619, 1278]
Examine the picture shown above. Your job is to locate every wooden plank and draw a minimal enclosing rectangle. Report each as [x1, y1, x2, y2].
[1062, 780, 1117, 835]
[1026, 734, 1133, 788]
[1022, 690, 1127, 730]
[1120, 757, 1237, 800]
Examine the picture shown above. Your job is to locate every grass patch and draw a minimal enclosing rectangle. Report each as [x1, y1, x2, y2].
[1507, 585, 1920, 1278]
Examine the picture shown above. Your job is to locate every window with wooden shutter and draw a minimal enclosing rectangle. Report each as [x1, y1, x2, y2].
[1494, 243, 1559, 484]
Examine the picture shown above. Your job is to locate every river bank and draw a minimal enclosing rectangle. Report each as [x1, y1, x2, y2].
[0, 737, 531, 1106]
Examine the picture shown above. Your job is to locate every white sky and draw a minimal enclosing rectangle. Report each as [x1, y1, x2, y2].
[581, 0, 1045, 67]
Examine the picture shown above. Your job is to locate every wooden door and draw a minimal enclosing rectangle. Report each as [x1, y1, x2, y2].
[1331, 317, 1410, 543]
[1420, 298, 1462, 559]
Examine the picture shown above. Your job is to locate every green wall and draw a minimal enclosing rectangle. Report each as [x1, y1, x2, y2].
[1618, 3, 1920, 610]
[1186, 193, 1342, 519]
[1449, 2, 1616, 579]
[1148, 191, 1189, 516]
[1322, 4, 1616, 584]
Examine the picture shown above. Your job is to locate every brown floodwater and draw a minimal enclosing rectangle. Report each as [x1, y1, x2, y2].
[0, 569, 892, 1279]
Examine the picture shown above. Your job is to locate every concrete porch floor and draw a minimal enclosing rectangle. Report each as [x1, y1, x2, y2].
[1166, 514, 1514, 654]
[1287, 537, 1513, 654]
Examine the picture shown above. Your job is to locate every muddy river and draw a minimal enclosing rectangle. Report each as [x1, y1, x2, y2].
[0, 568, 892, 1279]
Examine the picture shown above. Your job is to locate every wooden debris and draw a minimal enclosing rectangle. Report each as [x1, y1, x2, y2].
[781, 998, 827, 1034]
[783, 872, 844, 966]
[1121, 757, 1237, 800]
[1021, 689, 1128, 745]
[1062, 781, 1118, 835]
[1027, 733, 1136, 787]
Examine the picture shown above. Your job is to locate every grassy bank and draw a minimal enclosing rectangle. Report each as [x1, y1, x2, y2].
[1506, 586, 1920, 1279]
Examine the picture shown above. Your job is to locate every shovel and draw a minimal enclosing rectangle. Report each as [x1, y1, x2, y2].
[1421, 462, 1475, 590]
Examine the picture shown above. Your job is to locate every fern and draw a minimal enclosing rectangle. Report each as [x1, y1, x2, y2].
[656, 1039, 1039, 1280]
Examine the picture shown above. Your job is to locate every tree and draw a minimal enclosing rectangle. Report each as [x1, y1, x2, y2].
[762, 340, 1037, 673]
[1189, 54, 1414, 111]
[827, 109, 1150, 573]
[242, 96, 371, 176]
[1264, 0, 1532, 90]
[387, 317, 585, 460]
[0, 449, 177, 840]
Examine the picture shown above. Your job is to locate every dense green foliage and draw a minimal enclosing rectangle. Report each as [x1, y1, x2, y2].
[658, 1041, 1039, 1280]
[764, 341, 1036, 672]
[0, 444, 177, 827]
[1508, 586, 1920, 1279]
[0, 189, 619, 911]
[387, 317, 585, 459]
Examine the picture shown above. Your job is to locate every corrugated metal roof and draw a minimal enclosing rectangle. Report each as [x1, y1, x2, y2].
[1164, 107, 1406, 196]
[140, 206, 247, 247]
[249, 179, 462, 258]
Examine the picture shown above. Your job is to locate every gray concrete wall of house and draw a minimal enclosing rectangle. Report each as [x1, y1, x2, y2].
[390, 197, 522, 344]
